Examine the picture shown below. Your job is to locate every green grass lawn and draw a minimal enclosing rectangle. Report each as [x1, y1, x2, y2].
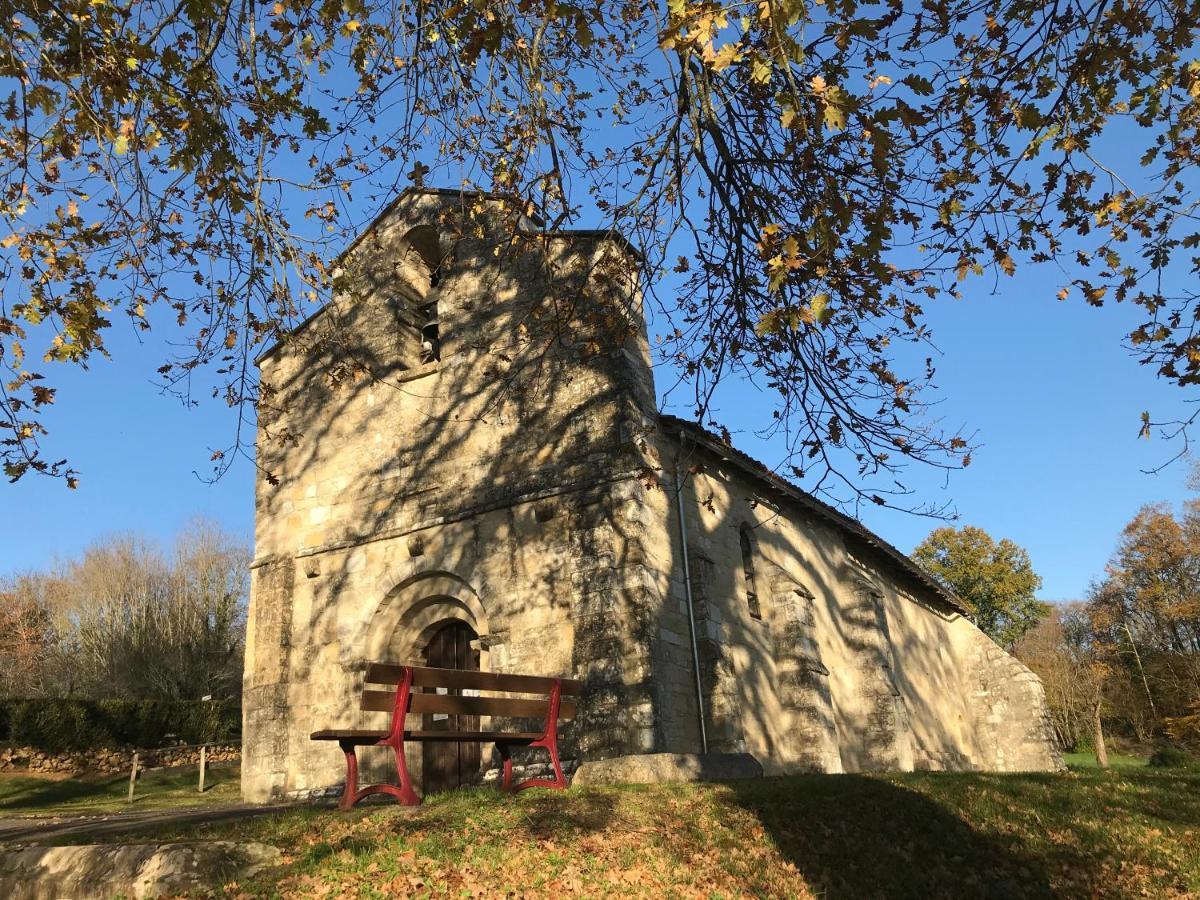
[1062, 751, 1148, 769]
[0, 763, 242, 815]
[57, 766, 1200, 899]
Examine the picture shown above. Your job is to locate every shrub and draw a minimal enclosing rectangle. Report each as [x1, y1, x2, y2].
[1147, 745, 1195, 769]
[0, 698, 239, 752]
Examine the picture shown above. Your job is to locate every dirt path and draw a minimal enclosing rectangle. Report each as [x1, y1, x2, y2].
[0, 801, 302, 844]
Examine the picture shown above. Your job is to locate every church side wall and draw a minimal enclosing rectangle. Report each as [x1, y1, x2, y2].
[649, 436, 1061, 775]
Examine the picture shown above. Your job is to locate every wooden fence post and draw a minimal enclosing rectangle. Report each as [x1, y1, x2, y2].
[198, 744, 207, 793]
[127, 752, 139, 803]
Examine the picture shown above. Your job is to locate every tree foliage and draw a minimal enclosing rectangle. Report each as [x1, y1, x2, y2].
[1088, 501, 1200, 746]
[3, 0, 1200, 508]
[913, 524, 1048, 647]
[0, 519, 248, 701]
[1015, 499, 1200, 754]
[1015, 602, 1112, 753]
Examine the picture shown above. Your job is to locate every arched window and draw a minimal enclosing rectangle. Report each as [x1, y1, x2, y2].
[739, 524, 762, 620]
[399, 226, 445, 364]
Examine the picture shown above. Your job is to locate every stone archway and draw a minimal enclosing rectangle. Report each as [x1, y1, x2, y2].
[361, 570, 490, 789]
[366, 570, 490, 669]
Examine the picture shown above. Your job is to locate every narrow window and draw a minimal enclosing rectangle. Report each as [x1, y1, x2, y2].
[399, 225, 446, 366]
[419, 300, 440, 364]
[739, 524, 762, 620]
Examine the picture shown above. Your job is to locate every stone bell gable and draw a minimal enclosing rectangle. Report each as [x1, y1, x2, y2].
[241, 188, 1061, 803]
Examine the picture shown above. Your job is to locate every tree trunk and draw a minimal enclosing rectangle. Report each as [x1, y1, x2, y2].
[1093, 699, 1109, 769]
[1122, 620, 1159, 727]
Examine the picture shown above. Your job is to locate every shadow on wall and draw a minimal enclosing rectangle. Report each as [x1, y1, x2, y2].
[245, 190, 662, 797]
[246, 188, 1052, 804]
[726, 775, 1054, 899]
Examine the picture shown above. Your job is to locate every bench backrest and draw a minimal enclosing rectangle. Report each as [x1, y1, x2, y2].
[361, 663, 581, 721]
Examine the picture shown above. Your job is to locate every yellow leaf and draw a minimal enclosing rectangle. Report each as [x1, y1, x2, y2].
[114, 134, 129, 155]
[750, 55, 772, 84]
[1, 233, 20, 248]
[821, 85, 853, 131]
[711, 43, 741, 72]
[810, 292, 832, 325]
[345, 19, 360, 31]
[810, 74, 827, 94]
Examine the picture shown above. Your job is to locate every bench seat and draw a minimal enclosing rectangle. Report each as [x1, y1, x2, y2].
[311, 729, 544, 744]
[311, 662, 580, 809]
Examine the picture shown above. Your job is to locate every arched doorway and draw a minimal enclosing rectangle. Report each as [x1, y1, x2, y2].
[421, 620, 481, 793]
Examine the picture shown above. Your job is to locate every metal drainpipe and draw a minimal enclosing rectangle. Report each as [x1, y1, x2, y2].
[675, 466, 709, 755]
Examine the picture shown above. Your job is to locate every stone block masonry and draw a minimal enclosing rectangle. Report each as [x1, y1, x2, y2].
[242, 188, 1061, 802]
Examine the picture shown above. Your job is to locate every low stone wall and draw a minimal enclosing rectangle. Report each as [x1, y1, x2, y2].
[0, 743, 240, 776]
[0, 842, 279, 900]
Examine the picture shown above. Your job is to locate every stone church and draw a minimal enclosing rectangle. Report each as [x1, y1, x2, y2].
[241, 188, 1061, 802]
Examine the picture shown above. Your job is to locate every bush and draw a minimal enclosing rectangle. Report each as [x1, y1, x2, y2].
[0, 698, 239, 752]
[1147, 745, 1196, 769]
[1070, 736, 1095, 754]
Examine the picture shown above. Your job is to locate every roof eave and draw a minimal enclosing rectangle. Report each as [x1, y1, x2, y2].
[658, 414, 968, 616]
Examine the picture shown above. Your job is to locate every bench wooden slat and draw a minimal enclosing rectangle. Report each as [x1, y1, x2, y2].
[359, 689, 577, 719]
[365, 662, 581, 695]
[311, 729, 543, 744]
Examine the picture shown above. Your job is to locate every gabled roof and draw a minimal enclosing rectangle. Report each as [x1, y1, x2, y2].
[658, 414, 967, 615]
[254, 186, 641, 367]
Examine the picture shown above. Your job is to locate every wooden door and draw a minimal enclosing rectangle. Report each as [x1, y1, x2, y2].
[421, 621, 481, 793]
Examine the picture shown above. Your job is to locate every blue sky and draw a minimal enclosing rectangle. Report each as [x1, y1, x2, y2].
[1, 247, 1192, 601]
[690, 264, 1196, 601]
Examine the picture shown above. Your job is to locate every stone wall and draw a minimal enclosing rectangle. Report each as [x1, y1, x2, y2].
[0, 743, 240, 776]
[243, 188, 1061, 802]
[643, 429, 1063, 775]
[243, 190, 661, 801]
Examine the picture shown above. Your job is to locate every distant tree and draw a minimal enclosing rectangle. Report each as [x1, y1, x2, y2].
[0, 519, 249, 702]
[0, 573, 60, 697]
[1015, 602, 1113, 761]
[913, 526, 1048, 648]
[66, 521, 249, 701]
[1088, 501, 1200, 747]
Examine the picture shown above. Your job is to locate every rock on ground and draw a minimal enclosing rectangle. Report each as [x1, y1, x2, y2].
[572, 752, 763, 786]
[0, 841, 280, 899]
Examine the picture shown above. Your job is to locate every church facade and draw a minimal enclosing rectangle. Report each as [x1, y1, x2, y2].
[241, 188, 1061, 802]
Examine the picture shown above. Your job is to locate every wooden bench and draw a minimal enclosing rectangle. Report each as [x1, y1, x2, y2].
[311, 663, 581, 809]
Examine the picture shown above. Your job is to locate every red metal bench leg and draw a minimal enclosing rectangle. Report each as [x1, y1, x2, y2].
[496, 742, 514, 792]
[388, 735, 421, 806]
[336, 666, 421, 809]
[512, 680, 568, 793]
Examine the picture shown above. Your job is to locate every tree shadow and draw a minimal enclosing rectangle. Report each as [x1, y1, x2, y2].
[0, 774, 125, 811]
[727, 774, 1055, 899]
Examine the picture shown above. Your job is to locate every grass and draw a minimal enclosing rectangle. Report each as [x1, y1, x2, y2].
[1063, 751, 1148, 769]
[52, 766, 1200, 899]
[0, 763, 241, 815]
